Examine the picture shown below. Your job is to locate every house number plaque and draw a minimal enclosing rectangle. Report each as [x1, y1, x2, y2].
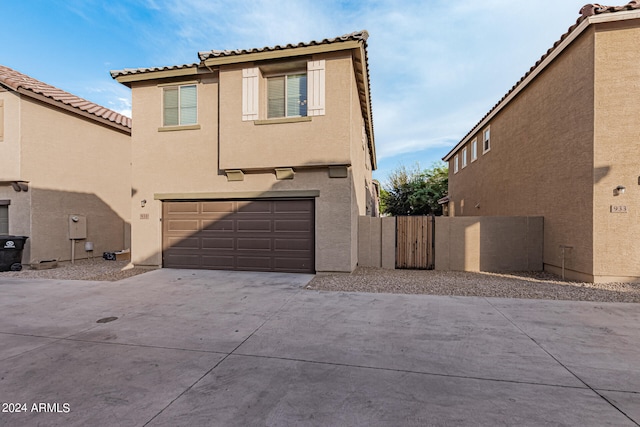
[610, 205, 628, 213]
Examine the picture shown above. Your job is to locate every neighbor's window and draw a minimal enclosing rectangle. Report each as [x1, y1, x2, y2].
[471, 138, 478, 161]
[163, 85, 197, 126]
[0, 203, 8, 234]
[483, 126, 491, 153]
[267, 73, 307, 118]
[462, 147, 468, 168]
[454, 155, 459, 174]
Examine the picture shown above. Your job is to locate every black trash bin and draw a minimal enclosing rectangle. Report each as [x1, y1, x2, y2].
[0, 236, 29, 272]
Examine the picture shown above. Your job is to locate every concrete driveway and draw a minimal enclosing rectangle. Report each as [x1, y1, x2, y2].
[0, 269, 638, 426]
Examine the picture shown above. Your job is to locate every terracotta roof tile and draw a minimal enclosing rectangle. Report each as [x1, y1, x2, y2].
[0, 65, 131, 131]
[110, 63, 199, 79]
[450, 1, 640, 156]
[197, 30, 369, 61]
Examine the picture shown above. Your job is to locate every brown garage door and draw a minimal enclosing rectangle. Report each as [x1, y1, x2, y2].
[162, 199, 314, 273]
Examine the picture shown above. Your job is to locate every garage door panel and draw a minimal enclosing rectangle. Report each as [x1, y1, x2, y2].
[274, 200, 313, 213]
[201, 238, 235, 250]
[167, 236, 200, 249]
[275, 220, 312, 232]
[201, 201, 234, 213]
[163, 200, 314, 273]
[237, 200, 272, 213]
[237, 238, 271, 251]
[237, 220, 272, 232]
[202, 219, 234, 231]
[274, 238, 312, 251]
[166, 202, 200, 214]
[167, 220, 200, 232]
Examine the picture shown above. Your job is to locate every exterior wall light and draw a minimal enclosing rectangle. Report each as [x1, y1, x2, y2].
[614, 185, 626, 196]
[141, 199, 147, 207]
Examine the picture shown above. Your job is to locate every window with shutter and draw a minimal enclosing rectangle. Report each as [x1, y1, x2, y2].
[163, 84, 197, 126]
[0, 99, 5, 141]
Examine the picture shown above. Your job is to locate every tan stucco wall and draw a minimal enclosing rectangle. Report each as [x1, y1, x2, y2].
[0, 91, 21, 180]
[129, 52, 371, 273]
[591, 20, 640, 282]
[218, 52, 353, 170]
[448, 27, 595, 281]
[358, 216, 396, 269]
[17, 97, 131, 263]
[435, 216, 543, 272]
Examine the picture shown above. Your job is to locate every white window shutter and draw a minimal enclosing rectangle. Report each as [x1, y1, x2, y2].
[242, 67, 259, 121]
[307, 60, 325, 116]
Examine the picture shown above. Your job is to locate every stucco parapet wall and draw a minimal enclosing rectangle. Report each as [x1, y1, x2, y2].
[443, 4, 640, 161]
[154, 190, 320, 201]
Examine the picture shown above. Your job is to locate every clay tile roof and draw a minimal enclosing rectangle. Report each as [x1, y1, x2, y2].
[197, 30, 369, 61]
[110, 63, 199, 79]
[0, 65, 131, 130]
[448, 1, 640, 158]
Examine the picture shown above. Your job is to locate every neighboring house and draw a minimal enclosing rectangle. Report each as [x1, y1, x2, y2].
[0, 65, 132, 265]
[443, 2, 640, 283]
[111, 31, 376, 274]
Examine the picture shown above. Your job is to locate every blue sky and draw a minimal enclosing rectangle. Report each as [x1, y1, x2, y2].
[2, 0, 590, 182]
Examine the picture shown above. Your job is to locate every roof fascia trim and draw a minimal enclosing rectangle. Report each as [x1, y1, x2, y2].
[115, 67, 204, 84]
[202, 41, 362, 67]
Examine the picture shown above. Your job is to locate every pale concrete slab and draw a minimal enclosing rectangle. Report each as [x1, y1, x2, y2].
[148, 354, 634, 427]
[1, 270, 638, 426]
[236, 291, 584, 387]
[490, 299, 640, 392]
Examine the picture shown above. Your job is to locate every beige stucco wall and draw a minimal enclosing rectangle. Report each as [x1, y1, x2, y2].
[591, 20, 640, 282]
[129, 51, 372, 273]
[358, 216, 396, 269]
[448, 27, 595, 281]
[435, 216, 543, 272]
[0, 91, 21, 180]
[16, 97, 131, 263]
[218, 52, 354, 170]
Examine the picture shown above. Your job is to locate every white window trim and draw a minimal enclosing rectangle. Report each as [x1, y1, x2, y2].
[454, 155, 459, 174]
[483, 126, 491, 154]
[462, 147, 468, 168]
[162, 84, 198, 127]
[471, 138, 478, 162]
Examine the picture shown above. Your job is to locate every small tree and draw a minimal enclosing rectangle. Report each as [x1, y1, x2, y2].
[381, 162, 448, 216]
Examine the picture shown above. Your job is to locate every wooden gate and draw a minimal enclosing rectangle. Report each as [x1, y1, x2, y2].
[396, 216, 435, 269]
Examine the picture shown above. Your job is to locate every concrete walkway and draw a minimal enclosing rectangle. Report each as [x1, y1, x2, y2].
[0, 269, 638, 426]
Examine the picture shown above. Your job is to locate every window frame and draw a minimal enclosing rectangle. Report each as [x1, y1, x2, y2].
[462, 147, 468, 168]
[162, 83, 198, 127]
[483, 126, 491, 154]
[266, 71, 308, 119]
[453, 155, 459, 174]
[471, 138, 478, 162]
[0, 201, 9, 235]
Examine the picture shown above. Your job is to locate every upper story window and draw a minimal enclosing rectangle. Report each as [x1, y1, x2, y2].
[462, 147, 468, 168]
[163, 84, 197, 126]
[483, 126, 491, 153]
[242, 60, 325, 122]
[471, 138, 477, 161]
[454, 155, 459, 174]
[267, 73, 307, 118]
[0, 99, 4, 142]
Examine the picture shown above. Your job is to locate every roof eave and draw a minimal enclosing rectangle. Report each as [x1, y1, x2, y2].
[443, 9, 640, 162]
[113, 66, 205, 85]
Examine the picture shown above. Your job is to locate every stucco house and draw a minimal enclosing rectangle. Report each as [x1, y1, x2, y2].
[443, 2, 640, 282]
[111, 31, 376, 274]
[0, 65, 132, 265]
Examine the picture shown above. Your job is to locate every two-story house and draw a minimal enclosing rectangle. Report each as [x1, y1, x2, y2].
[0, 65, 131, 265]
[443, 2, 640, 282]
[111, 31, 376, 274]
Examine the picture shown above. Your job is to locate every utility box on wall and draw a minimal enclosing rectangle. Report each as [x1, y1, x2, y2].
[69, 215, 87, 240]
